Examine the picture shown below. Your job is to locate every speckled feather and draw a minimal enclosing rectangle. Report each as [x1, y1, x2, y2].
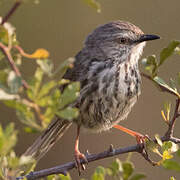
[24, 20, 146, 161]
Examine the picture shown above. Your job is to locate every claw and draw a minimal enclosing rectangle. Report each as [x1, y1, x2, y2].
[74, 151, 88, 175]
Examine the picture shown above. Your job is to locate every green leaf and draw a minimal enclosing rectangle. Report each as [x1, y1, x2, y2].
[176, 149, 180, 157]
[0, 123, 17, 156]
[162, 141, 179, 154]
[109, 158, 122, 176]
[36, 96, 51, 107]
[16, 106, 41, 130]
[28, 68, 44, 100]
[159, 40, 180, 66]
[91, 166, 106, 180]
[141, 55, 158, 76]
[38, 80, 56, 99]
[56, 107, 79, 121]
[162, 160, 180, 172]
[52, 57, 75, 79]
[153, 76, 180, 98]
[145, 139, 161, 156]
[7, 71, 22, 93]
[0, 70, 8, 84]
[122, 162, 134, 180]
[58, 173, 72, 180]
[37, 59, 53, 77]
[155, 134, 162, 146]
[162, 141, 172, 152]
[129, 173, 146, 180]
[170, 177, 176, 180]
[58, 82, 80, 109]
[82, 0, 101, 13]
[0, 25, 9, 44]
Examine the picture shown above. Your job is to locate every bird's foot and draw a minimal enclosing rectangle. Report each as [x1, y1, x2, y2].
[135, 133, 149, 145]
[74, 151, 88, 175]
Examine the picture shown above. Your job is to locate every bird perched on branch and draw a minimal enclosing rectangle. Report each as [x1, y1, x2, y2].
[24, 20, 160, 174]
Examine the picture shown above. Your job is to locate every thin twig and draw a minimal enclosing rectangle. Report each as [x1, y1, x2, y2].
[165, 98, 180, 138]
[0, 42, 29, 89]
[1, 0, 22, 25]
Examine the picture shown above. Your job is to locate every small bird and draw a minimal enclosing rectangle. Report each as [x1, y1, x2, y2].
[24, 20, 160, 174]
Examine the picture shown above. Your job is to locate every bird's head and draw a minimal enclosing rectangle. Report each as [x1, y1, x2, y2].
[85, 21, 160, 62]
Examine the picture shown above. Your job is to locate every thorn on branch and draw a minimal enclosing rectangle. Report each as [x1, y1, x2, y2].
[108, 144, 115, 154]
[85, 149, 90, 156]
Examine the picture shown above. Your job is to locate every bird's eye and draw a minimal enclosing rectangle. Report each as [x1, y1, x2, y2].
[116, 37, 127, 44]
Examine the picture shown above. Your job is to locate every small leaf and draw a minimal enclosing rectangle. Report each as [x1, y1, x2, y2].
[37, 59, 53, 76]
[28, 68, 44, 100]
[30, 48, 49, 59]
[24, 127, 39, 133]
[109, 158, 122, 176]
[38, 81, 56, 99]
[162, 141, 172, 152]
[153, 76, 180, 98]
[91, 166, 106, 180]
[82, 0, 101, 13]
[52, 57, 75, 79]
[176, 149, 180, 157]
[0, 123, 17, 155]
[170, 177, 176, 180]
[159, 40, 180, 66]
[145, 139, 162, 157]
[141, 55, 158, 76]
[58, 82, 80, 109]
[155, 134, 162, 146]
[162, 141, 178, 153]
[56, 107, 79, 121]
[162, 160, 180, 172]
[58, 173, 72, 180]
[122, 162, 134, 180]
[7, 71, 22, 93]
[129, 173, 146, 180]
[0, 25, 9, 44]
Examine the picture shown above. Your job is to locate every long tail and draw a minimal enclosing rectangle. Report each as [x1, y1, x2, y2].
[23, 118, 72, 161]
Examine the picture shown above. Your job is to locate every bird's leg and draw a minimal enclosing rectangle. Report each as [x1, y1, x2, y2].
[74, 125, 88, 175]
[113, 124, 148, 144]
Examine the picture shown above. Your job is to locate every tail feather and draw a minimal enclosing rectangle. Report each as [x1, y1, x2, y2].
[23, 118, 72, 161]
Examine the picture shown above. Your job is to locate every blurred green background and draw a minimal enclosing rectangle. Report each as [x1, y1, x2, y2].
[0, 0, 180, 179]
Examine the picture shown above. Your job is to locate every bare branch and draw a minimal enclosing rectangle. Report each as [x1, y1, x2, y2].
[1, 0, 22, 25]
[0, 42, 29, 89]
[16, 135, 180, 180]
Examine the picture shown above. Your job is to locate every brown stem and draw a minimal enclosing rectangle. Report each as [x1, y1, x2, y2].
[165, 98, 180, 138]
[0, 42, 29, 89]
[1, 0, 22, 25]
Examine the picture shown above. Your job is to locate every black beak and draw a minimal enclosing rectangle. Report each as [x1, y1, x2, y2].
[136, 34, 160, 43]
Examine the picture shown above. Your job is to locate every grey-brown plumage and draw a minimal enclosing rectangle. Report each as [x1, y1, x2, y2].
[24, 21, 159, 167]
